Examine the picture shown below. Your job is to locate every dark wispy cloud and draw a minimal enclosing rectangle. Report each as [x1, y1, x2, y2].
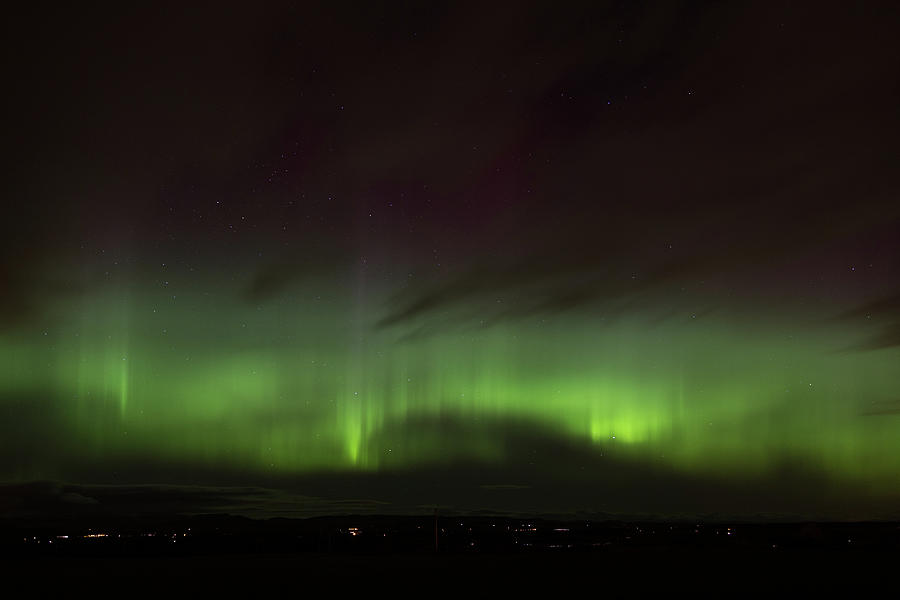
[243, 261, 315, 304]
[859, 399, 900, 417]
[837, 294, 900, 321]
[835, 293, 900, 351]
[0, 481, 389, 519]
[851, 324, 900, 352]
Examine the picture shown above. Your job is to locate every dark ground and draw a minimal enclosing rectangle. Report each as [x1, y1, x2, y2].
[3, 516, 897, 589]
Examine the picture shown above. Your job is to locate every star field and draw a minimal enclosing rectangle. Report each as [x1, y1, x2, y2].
[2, 1, 899, 519]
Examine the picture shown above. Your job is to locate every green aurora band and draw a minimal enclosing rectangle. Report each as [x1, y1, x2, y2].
[3, 271, 898, 505]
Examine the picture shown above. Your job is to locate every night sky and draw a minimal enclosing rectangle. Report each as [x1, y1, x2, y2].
[3, 1, 900, 521]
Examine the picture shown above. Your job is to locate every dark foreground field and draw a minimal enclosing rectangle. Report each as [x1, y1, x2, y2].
[5, 548, 895, 591]
[3, 517, 898, 589]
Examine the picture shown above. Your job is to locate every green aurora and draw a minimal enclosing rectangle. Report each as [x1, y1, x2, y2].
[4, 2, 900, 520]
[4, 273, 898, 504]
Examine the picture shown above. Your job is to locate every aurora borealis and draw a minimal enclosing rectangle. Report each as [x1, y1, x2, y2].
[3, 2, 900, 519]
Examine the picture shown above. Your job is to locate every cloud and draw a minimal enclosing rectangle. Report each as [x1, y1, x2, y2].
[243, 262, 312, 304]
[0, 481, 389, 519]
[59, 492, 99, 505]
[835, 293, 900, 351]
[836, 293, 900, 321]
[859, 399, 900, 417]
[852, 324, 900, 351]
